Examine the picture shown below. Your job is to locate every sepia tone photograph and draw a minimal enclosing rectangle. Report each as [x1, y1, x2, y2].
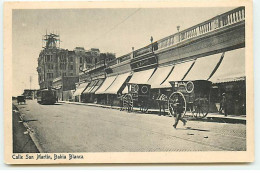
[4, 0, 254, 164]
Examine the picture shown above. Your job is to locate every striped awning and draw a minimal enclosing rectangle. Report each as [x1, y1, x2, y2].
[95, 75, 117, 94]
[104, 73, 130, 94]
[147, 65, 173, 88]
[89, 79, 104, 94]
[128, 68, 155, 84]
[83, 80, 98, 94]
[209, 48, 245, 83]
[184, 53, 223, 81]
[160, 61, 194, 88]
[73, 82, 89, 96]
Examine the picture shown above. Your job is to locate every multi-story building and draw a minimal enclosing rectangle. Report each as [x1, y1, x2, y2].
[37, 33, 82, 89]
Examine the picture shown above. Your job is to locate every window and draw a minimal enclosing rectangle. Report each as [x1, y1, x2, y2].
[48, 64, 53, 70]
[63, 72, 66, 76]
[47, 55, 50, 62]
[80, 57, 83, 63]
[59, 63, 67, 70]
[86, 57, 92, 63]
[69, 73, 73, 76]
[47, 73, 53, 79]
[70, 65, 73, 70]
[69, 57, 73, 62]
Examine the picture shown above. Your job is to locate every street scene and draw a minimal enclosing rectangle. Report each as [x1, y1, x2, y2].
[13, 100, 246, 152]
[11, 6, 247, 154]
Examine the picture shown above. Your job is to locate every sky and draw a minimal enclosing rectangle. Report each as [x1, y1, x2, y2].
[12, 7, 235, 96]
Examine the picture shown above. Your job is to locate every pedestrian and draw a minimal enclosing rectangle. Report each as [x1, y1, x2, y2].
[219, 93, 228, 116]
[156, 92, 167, 116]
[118, 93, 124, 111]
[172, 95, 187, 129]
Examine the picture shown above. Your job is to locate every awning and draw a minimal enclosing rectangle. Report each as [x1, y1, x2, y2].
[122, 85, 129, 94]
[147, 66, 174, 88]
[104, 73, 130, 94]
[83, 80, 98, 94]
[160, 61, 194, 88]
[89, 79, 104, 93]
[73, 82, 89, 96]
[209, 48, 245, 83]
[128, 68, 155, 84]
[95, 75, 117, 94]
[183, 53, 223, 81]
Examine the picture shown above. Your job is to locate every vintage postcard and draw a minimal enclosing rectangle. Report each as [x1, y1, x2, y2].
[4, 0, 254, 164]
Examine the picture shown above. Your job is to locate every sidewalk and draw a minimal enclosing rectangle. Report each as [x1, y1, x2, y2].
[12, 104, 39, 153]
[59, 101, 246, 124]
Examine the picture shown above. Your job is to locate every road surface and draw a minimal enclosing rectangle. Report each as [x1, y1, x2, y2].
[14, 100, 246, 152]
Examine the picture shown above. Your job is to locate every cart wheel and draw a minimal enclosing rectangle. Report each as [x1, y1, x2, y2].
[168, 92, 186, 117]
[123, 94, 133, 112]
[193, 98, 209, 119]
[140, 100, 149, 113]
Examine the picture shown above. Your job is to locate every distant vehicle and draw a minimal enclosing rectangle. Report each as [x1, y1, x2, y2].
[17, 96, 26, 105]
[26, 95, 33, 100]
[37, 89, 57, 105]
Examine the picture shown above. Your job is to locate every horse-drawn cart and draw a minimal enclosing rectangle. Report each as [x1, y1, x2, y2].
[168, 80, 212, 119]
[122, 83, 151, 113]
[122, 80, 212, 119]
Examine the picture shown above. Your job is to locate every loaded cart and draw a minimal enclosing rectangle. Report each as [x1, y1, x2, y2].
[168, 80, 212, 119]
[122, 83, 151, 113]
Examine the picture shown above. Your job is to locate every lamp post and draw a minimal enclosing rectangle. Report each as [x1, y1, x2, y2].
[132, 47, 135, 59]
[177, 26, 181, 61]
[150, 36, 154, 52]
[177, 26, 180, 42]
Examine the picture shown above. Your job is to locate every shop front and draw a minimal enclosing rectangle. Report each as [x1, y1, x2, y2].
[86, 79, 104, 103]
[81, 80, 98, 103]
[209, 48, 245, 115]
[95, 75, 117, 105]
[103, 72, 131, 106]
[73, 82, 89, 102]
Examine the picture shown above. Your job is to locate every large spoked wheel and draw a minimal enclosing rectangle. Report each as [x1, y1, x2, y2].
[193, 98, 209, 119]
[123, 94, 133, 112]
[140, 99, 149, 113]
[168, 92, 187, 117]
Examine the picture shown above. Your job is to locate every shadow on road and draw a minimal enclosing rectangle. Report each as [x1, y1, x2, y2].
[185, 127, 210, 132]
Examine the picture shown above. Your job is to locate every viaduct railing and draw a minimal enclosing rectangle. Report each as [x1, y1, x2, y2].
[103, 7, 245, 68]
[157, 6, 245, 50]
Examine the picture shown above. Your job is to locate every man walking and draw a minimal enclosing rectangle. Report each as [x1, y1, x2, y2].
[219, 93, 228, 116]
[172, 95, 187, 129]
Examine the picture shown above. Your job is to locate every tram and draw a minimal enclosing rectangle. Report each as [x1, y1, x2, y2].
[37, 89, 57, 105]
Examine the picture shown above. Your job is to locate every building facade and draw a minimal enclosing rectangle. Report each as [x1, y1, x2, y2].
[37, 33, 82, 89]
[73, 7, 246, 115]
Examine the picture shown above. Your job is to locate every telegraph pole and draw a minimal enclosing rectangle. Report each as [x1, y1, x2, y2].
[30, 76, 32, 90]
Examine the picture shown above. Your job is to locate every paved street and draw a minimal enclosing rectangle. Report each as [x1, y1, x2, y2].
[13, 100, 246, 152]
